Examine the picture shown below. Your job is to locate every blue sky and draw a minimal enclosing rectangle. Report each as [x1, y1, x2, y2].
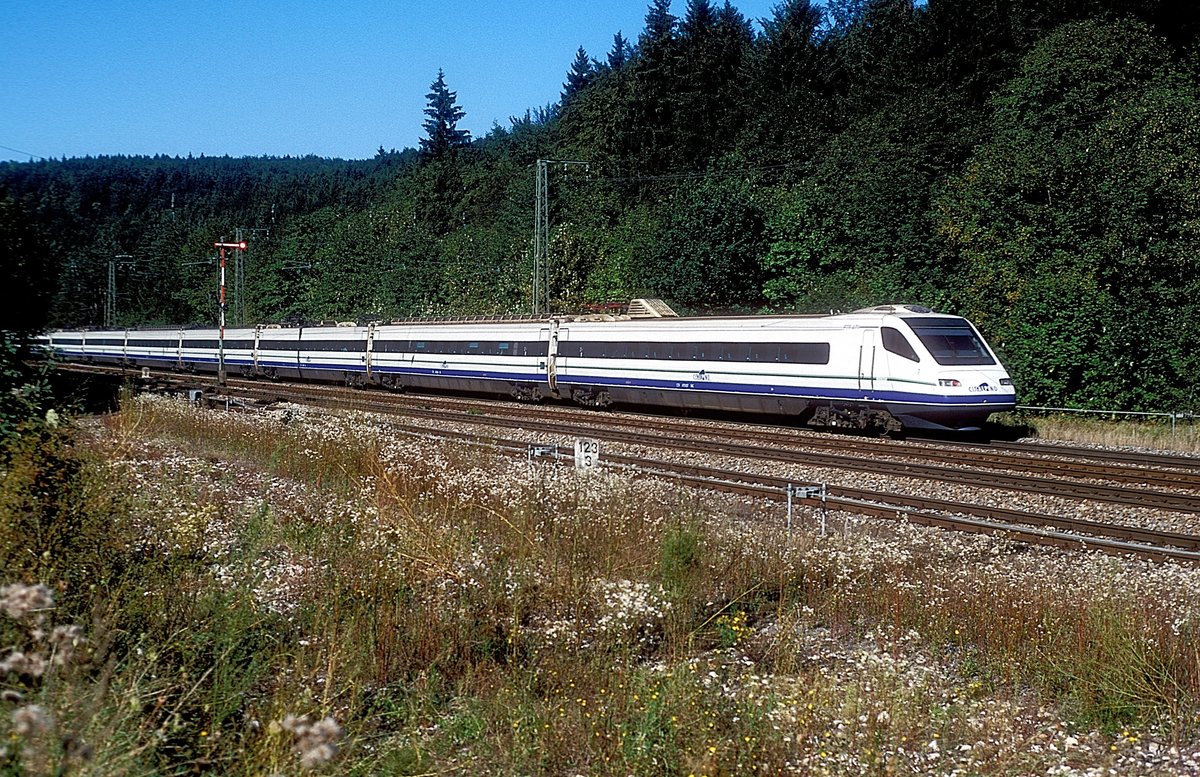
[0, 0, 784, 163]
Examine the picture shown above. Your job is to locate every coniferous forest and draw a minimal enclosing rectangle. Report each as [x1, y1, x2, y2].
[2, 0, 1199, 412]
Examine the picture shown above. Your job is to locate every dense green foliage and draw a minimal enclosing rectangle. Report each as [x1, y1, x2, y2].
[2, 0, 1198, 411]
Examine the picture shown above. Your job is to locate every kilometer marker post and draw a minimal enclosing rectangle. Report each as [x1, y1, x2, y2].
[213, 241, 247, 385]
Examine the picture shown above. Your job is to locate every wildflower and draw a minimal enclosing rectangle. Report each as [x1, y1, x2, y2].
[280, 714, 343, 770]
[0, 651, 48, 678]
[11, 705, 52, 736]
[49, 624, 85, 665]
[0, 584, 54, 622]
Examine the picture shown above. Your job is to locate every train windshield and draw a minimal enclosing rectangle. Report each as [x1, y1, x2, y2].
[906, 318, 996, 366]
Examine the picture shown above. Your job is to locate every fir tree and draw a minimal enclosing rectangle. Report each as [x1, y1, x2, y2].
[681, 0, 717, 40]
[420, 69, 471, 158]
[562, 46, 595, 104]
[608, 31, 633, 70]
[641, 0, 677, 54]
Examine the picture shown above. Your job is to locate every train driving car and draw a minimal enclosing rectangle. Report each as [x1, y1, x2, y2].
[553, 305, 1015, 432]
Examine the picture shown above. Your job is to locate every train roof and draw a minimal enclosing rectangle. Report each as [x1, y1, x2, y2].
[47, 303, 962, 335]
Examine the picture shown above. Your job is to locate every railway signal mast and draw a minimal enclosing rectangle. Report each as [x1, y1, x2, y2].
[213, 240, 247, 385]
[105, 254, 134, 327]
[532, 159, 588, 316]
[233, 226, 270, 326]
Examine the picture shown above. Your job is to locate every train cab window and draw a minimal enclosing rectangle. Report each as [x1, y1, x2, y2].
[906, 318, 996, 366]
[881, 327, 920, 362]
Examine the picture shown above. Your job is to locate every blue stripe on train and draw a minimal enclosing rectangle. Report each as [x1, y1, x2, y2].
[59, 353, 1015, 410]
[558, 373, 1015, 408]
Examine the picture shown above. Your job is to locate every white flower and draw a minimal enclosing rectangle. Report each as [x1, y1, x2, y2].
[0, 583, 54, 621]
[280, 714, 343, 770]
[11, 705, 52, 736]
[0, 651, 47, 678]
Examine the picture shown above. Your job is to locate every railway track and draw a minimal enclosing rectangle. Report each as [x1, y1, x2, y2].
[59, 364, 1200, 563]
[195, 378, 1200, 515]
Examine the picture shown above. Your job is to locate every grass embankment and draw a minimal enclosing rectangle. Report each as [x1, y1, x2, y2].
[1, 396, 1199, 775]
[995, 413, 1200, 454]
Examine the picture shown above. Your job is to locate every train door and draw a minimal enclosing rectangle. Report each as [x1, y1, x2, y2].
[365, 323, 375, 379]
[539, 320, 560, 394]
[858, 329, 876, 392]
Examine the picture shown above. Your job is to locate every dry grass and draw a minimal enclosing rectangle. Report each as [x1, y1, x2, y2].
[999, 412, 1200, 454]
[2, 395, 1199, 775]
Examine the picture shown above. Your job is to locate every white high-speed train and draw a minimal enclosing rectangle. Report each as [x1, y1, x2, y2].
[41, 303, 1016, 431]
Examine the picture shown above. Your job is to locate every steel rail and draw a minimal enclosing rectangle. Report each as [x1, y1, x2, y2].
[56, 363, 1200, 507]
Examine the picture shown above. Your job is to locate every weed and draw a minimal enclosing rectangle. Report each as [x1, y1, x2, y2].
[2, 394, 1196, 775]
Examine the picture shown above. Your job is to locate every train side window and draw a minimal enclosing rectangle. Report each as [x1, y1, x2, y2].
[779, 343, 830, 364]
[882, 327, 920, 362]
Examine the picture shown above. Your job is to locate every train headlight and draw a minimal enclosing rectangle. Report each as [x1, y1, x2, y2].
[1000, 378, 1014, 386]
[938, 378, 961, 387]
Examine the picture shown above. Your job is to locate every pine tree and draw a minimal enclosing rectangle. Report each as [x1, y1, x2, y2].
[562, 46, 595, 104]
[420, 69, 471, 158]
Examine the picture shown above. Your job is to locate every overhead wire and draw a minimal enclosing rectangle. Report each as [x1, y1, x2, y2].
[0, 143, 48, 161]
